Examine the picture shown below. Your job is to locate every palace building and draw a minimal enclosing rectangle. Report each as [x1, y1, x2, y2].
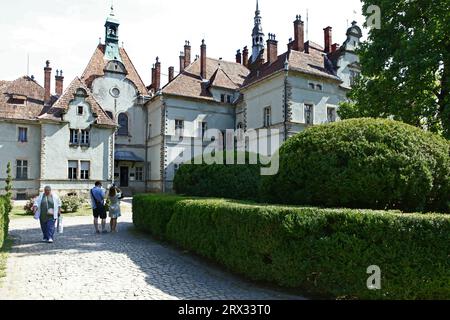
[0, 2, 362, 198]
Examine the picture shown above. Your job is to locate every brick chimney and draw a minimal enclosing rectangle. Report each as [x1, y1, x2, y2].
[243, 46, 249, 67]
[154, 57, 161, 91]
[324, 26, 332, 53]
[266, 33, 278, 64]
[179, 52, 185, 73]
[151, 65, 156, 89]
[44, 60, 52, 104]
[184, 41, 191, 68]
[293, 15, 305, 52]
[200, 40, 207, 80]
[168, 66, 175, 82]
[236, 50, 242, 64]
[55, 70, 64, 96]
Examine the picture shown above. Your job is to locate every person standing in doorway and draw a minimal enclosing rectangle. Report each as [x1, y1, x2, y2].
[33, 186, 62, 243]
[90, 181, 107, 234]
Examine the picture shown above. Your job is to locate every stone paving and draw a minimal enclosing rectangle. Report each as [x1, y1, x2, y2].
[0, 202, 304, 300]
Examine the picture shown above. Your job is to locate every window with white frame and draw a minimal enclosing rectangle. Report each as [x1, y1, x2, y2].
[327, 107, 337, 123]
[77, 106, 84, 115]
[68, 161, 78, 180]
[16, 160, 28, 180]
[70, 129, 79, 145]
[135, 167, 144, 181]
[175, 120, 184, 136]
[18, 127, 28, 143]
[80, 161, 90, 180]
[263, 107, 272, 127]
[304, 104, 314, 125]
[80, 130, 90, 146]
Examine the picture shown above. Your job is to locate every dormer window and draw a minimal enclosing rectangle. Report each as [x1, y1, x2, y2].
[7, 95, 26, 105]
[77, 106, 84, 115]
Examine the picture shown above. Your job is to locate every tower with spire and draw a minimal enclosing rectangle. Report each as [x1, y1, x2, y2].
[251, 0, 265, 64]
[104, 5, 122, 61]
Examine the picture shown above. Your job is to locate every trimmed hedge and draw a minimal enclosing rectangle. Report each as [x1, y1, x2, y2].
[261, 118, 450, 213]
[173, 152, 263, 201]
[0, 196, 10, 249]
[133, 194, 450, 300]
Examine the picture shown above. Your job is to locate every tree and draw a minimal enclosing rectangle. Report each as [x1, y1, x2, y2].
[4, 162, 13, 213]
[339, 0, 450, 138]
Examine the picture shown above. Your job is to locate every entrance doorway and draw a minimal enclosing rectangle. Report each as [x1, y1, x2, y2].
[120, 166, 129, 187]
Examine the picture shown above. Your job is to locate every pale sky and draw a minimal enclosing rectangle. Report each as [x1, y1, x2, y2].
[0, 0, 366, 88]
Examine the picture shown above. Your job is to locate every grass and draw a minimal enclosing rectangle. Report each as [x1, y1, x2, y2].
[10, 204, 95, 220]
[0, 238, 13, 281]
[10, 203, 131, 220]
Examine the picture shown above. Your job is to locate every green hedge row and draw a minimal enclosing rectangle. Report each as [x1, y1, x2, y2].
[0, 196, 10, 249]
[133, 194, 450, 300]
[173, 152, 263, 201]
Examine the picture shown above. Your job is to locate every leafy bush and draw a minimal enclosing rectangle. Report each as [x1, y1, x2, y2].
[173, 152, 264, 201]
[133, 194, 450, 300]
[61, 195, 84, 213]
[24, 198, 36, 215]
[261, 118, 450, 213]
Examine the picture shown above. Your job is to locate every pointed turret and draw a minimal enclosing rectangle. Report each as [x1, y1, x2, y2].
[251, 0, 265, 64]
[104, 5, 122, 61]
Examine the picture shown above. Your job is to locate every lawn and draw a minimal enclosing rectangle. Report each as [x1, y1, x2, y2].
[10, 204, 94, 220]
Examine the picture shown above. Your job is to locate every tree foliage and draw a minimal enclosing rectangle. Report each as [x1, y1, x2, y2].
[339, 0, 450, 138]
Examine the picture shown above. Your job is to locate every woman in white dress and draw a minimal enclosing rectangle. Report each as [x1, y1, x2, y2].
[108, 186, 122, 233]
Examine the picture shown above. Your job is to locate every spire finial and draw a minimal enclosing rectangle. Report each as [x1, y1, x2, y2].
[110, 1, 114, 16]
[256, 0, 259, 12]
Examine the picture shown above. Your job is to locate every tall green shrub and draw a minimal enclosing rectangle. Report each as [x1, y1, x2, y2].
[261, 119, 450, 213]
[4, 162, 13, 214]
[0, 197, 7, 249]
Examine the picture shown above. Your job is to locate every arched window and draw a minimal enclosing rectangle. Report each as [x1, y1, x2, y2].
[117, 113, 129, 136]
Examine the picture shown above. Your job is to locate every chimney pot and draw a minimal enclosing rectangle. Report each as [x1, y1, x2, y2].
[44, 60, 52, 104]
[236, 49, 242, 64]
[200, 40, 207, 80]
[243, 46, 249, 68]
[293, 15, 305, 52]
[324, 26, 333, 53]
[168, 66, 175, 83]
[55, 68, 64, 96]
[154, 57, 161, 91]
[184, 40, 192, 68]
[267, 34, 278, 64]
[179, 52, 185, 73]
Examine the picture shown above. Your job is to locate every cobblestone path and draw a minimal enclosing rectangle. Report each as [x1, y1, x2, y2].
[0, 202, 304, 300]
